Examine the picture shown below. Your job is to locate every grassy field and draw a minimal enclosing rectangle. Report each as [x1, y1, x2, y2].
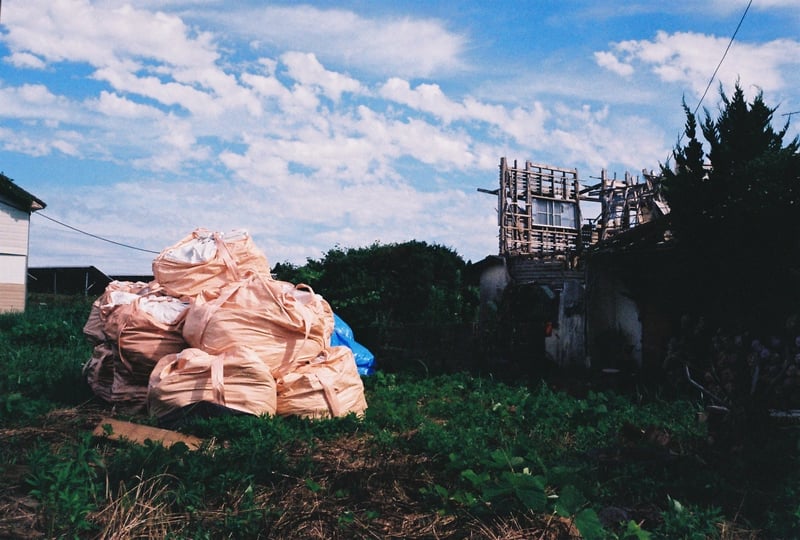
[1, 295, 798, 539]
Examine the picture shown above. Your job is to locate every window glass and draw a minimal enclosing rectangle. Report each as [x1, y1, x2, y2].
[535, 199, 575, 228]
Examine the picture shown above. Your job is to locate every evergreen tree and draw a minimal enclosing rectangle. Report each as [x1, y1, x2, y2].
[662, 82, 800, 329]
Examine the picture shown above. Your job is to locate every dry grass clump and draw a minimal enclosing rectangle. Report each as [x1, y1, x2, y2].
[91, 474, 184, 539]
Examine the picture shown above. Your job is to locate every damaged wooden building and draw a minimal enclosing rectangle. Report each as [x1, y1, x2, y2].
[474, 157, 672, 373]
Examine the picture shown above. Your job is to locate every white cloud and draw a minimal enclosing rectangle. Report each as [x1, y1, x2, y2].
[593, 51, 634, 77]
[91, 65, 213, 112]
[281, 52, 363, 102]
[6, 52, 47, 69]
[241, 72, 291, 101]
[378, 78, 550, 147]
[0, 127, 73, 157]
[93, 91, 163, 119]
[379, 78, 464, 123]
[598, 31, 800, 98]
[549, 103, 669, 173]
[0, 84, 92, 136]
[211, 5, 468, 78]
[49, 131, 83, 157]
[4, 1, 219, 69]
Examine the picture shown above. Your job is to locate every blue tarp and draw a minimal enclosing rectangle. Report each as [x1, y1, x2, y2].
[331, 313, 375, 376]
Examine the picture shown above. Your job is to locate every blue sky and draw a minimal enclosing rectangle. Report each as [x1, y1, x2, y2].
[1, 0, 798, 274]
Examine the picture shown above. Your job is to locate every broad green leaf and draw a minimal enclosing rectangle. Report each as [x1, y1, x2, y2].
[515, 486, 548, 511]
[554, 484, 586, 517]
[574, 508, 606, 540]
[622, 520, 652, 540]
[507, 472, 545, 490]
[460, 468, 489, 487]
[305, 478, 322, 493]
[481, 485, 514, 501]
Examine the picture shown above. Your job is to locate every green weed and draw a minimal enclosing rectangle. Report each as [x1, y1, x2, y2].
[657, 496, 723, 539]
[2, 298, 796, 538]
[26, 434, 104, 537]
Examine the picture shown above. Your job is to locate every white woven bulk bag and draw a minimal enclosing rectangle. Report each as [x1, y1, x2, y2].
[148, 347, 277, 419]
[275, 345, 367, 419]
[182, 273, 333, 375]
[82, 342, 116, 403]
[152, 228, 271, 298]
[83, 280, 154, 344]
[100, 294, 189, 413]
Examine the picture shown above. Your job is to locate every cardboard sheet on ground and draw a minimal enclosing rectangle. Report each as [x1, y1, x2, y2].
[92, 417, 203, 450]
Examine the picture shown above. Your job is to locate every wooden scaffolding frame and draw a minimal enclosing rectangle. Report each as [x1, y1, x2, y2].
[495, 158, 582, 259]
[583, 169, 669, 242]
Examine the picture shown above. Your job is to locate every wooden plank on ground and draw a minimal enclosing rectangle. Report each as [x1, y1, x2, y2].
[93, 417, 203, 450]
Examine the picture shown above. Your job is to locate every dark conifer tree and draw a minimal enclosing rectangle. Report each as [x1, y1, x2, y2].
[662, 82, 800, 329]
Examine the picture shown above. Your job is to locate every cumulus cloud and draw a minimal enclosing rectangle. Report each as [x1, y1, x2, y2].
[3, 1, 219, 69]
[378, 78, 550, 147]
[597, 31, 800, 97]
[210, 4, 468, 78]
[379, 78, 464, 123]
[281, 52, 363, 102]
[0, 84, 92, 132]
[93, 91, 164, 119]
[593, 51, 634, 77]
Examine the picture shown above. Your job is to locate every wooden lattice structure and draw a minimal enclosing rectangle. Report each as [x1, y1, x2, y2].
[582, 169, 669, 242]
[491, 158, 582, 259]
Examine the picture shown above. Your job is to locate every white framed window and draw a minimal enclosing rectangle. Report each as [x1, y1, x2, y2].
[534, 199, 576, 228]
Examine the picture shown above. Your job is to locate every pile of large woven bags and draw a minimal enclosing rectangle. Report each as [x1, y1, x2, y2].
[82, 228, 368, 421]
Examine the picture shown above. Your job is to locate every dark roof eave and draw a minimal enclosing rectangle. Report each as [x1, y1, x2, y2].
[0, 173, 47, 212]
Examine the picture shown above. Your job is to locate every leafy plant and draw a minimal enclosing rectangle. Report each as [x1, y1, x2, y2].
[2, 296, 797, 538]
[27, 434, 104, 537]
[657, 496, 722, 540]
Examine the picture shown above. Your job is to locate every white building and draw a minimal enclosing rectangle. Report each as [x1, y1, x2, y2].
[0, 173, 46, 312]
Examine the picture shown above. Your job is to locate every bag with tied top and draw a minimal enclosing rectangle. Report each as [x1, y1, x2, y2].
[83, 280, 155, 345]
[82, 342, 116, 404]
[113, 295, 190, 380]
[182, 273, 334, 376]
[275, 345, 367, 419]
[102, 292, 190, 413]
[152, 229, 271, 298]
[148, 347, 277, 419]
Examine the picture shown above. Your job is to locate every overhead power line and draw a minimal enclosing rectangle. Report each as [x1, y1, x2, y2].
[34, 212, 160, 254]
[691, 0, 753, 118]
[670, 0, 753, 159]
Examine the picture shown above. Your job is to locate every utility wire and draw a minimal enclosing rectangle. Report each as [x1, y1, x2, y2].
[34, 211, 160, 254]
[691, 0, 753, 118]
[672, 0, 753, 154]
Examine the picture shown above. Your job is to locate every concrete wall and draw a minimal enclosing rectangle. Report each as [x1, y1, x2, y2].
[545, 279, 587, 368]
[478, 256, 589, 369]
[478, 260, 510, 325]
[586, 264, 643, 370]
